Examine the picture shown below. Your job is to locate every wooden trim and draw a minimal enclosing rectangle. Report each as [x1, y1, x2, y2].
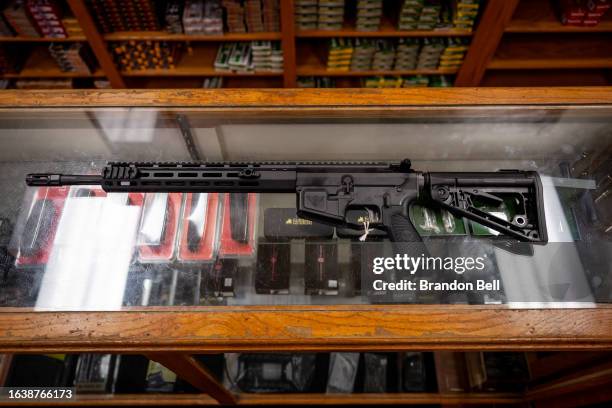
[489, 58, 612, 70]
[280, 0, 296, 88]
[455, 0, 519, 86]
[1, 106, 611, 122]
[296, 68, 458, 77]
[0, 88, 611, 108]
[146, 353, 236, 405]
[296, 29, 473, 38]
[0, 392, 524, 406]
[0, 305, 611, 353]
[238, 392, 524, 405]
[103, 32, 282, 41]
[66, 0, 126, 89]
[120, 71, 282, 78]
[0, 35, 87, 42]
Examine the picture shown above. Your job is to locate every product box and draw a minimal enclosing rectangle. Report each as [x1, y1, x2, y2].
[201, 258, 237, 298]
[263, 207, 334, 239]
[257, 208, 335, 295]
[255, 240, 290, 294]
[327, 352, 359, 393]
[304, 242, 339, 296]
[557, 0, 610, 25]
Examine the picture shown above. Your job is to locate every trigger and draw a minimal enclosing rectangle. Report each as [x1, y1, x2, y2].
[359, 208, 376, 242]
[345, 207, 380, 226]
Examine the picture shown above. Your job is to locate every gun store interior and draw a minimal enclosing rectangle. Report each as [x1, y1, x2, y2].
[0, 1, 611, 408]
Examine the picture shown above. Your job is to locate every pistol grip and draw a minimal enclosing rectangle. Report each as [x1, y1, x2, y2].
[384, 205, 422, 243]
[383, 205, 430, 261]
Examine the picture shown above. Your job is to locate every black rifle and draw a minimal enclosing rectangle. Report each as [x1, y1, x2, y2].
[26, 159, 547, 243]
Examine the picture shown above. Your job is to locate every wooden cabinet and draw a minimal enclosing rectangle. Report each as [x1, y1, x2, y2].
[0, 88, 610, 405]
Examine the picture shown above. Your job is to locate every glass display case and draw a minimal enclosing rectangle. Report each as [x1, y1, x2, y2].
[1, 91, 610, 311]
[0, 88, 610, 406]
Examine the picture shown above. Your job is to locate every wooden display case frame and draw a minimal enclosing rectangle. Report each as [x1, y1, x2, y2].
[0, 88, 611, 406]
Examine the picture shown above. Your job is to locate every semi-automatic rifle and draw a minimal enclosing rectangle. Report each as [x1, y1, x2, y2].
[26, 159, 547, 244]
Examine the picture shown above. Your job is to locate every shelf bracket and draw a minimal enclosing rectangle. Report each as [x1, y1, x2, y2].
[146, 353, 237, 405]
[455, 0, 520, 86]
[66, 0, 126, 88]
[280, 0, 297, 87]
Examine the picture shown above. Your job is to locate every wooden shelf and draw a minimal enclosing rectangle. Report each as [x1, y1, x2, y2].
[296, 43, 457, 76]
[122, 69, 281, 77]
[0, 35, 87, 42]
[297, 28, 471, 38]
[0, 392, 524, 406]
[296, 12, 472, 38]
[297, 16, 471, 38]
[1, 46, 104, 79]
[489, 57, 612, 70]
[507, 0, 612, 33]
[482, 69, 612, 86]
[127, 76, 283, 88]
[121, 45, 282, 77]
[489, 34, 612, 70]
[104, 31, 282, 41]
[297, 67, 458, 76]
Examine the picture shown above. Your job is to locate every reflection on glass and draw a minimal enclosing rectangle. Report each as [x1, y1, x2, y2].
[499, 176, 595, 308]
[34, 192, 140, 311]
[93, 109, 157, 144]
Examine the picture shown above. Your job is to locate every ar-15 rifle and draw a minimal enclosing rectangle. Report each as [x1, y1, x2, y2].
[26, 159, 547, 244]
